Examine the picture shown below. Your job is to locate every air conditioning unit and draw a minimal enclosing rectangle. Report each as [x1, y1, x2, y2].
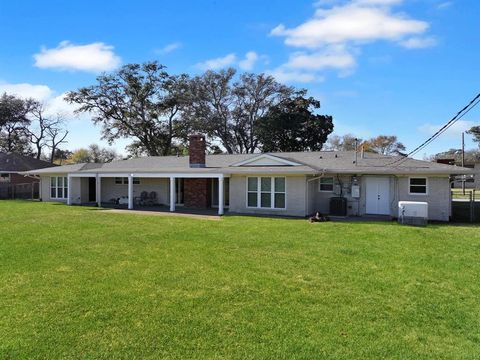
[398, 201, 428, 226]
[330, 197, 347, 216]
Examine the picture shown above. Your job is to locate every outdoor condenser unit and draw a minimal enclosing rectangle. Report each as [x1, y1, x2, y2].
[398, 201, 428, 226]
[330, 197, 348, 216]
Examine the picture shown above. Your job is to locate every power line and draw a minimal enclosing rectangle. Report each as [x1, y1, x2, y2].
[387, 92, 480, 167]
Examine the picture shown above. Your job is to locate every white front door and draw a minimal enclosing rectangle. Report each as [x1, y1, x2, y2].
[366, 177, 390, 215]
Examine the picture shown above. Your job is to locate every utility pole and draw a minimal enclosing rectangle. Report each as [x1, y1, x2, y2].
[462, 132, 465, 195]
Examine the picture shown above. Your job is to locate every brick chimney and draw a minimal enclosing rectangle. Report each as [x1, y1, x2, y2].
[189, 134, 206, 168]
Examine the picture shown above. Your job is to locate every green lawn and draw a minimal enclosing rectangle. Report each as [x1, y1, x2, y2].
[1, 201, 480, 359]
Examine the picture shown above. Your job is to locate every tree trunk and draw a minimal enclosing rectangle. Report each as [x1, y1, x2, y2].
[50, 146, 56, 163]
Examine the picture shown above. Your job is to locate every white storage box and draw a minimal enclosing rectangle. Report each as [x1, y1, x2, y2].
[398, 201, 428, 226]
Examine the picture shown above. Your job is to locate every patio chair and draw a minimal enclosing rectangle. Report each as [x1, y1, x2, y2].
[135, 191, 149, 206]
[147, 191, 157, 206]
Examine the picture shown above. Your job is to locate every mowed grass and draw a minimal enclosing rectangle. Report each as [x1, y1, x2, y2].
[1, 201, 480, 359]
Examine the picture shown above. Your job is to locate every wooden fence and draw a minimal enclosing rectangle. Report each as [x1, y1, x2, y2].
[0, 182, 40, 200]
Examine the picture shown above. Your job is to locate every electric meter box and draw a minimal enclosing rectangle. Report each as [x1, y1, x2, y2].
[351, 184, 360, 198]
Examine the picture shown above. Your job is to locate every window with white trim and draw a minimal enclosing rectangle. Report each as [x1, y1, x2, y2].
[0, 173, 10, 182]
[114, 177, 140, 185]
[50, 176, 68, 199]
[319, 177, 334, 192]
[409, 177, 427, 194]
[247, 177, 286, 209]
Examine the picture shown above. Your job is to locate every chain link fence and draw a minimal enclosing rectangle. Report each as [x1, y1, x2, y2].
[451, 189, 479, 223]
[0, 182, 40, 200]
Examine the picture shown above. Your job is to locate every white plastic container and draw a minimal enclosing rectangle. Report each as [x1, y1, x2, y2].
[398, 201, 428, 226]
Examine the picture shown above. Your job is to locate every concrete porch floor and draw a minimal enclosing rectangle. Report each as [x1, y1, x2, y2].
[98, 203, 223, 220]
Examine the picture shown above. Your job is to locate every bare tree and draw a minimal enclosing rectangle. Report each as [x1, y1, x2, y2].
[185, 69, 295, 154]
[45, 116, 69, 163]
[326, 134, 361, 151]
[25, 103, 72, 160]
[25, 102, 49, 159]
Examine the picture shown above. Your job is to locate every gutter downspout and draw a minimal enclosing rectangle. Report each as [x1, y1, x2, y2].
[306, 169, 327, 216]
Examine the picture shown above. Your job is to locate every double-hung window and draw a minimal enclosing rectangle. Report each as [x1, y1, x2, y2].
[0, 173, 10, 182]
[409, 177, 428, 195]
[319, 177, 334, 192]
[247, 177, 286, 209]
[50, 176, 68, 199]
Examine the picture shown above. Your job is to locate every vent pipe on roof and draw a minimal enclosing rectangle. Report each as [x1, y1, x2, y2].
[354, 138, 358, 165]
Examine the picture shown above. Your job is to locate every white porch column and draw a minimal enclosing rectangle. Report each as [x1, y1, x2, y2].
[67, 175, 72, 205]
[128, 174, 134, 210]
[218, 175, 224, 215]
[170, 177, 176, 212]
[96, 174, 101, 207]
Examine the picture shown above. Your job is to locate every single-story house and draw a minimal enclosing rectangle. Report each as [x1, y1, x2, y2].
[436, 158, 479, 189]
[24, 135, 472, 221]
[0, 152, 53, 184]
[0, 152, 54, 199]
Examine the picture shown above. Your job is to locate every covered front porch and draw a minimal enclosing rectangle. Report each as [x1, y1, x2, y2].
[66, 173, 229, 215]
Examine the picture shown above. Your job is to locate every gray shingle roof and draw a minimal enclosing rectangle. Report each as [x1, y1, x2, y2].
[0, 153, 55, 172]
[24, 151, 472, 176]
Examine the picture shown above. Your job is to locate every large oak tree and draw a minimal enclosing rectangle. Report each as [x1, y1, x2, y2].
[256, 95, 333, 152]
[0, 93, 34, 155]
[66, 62, 189, 156]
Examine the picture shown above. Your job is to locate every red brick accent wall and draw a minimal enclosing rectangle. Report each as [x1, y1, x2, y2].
[189, 134, 206, 167]
[184, 178, 211, 208]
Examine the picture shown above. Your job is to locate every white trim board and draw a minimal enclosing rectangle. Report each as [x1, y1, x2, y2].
[67, 173, 229, 179]
[231, 154, 302, 167]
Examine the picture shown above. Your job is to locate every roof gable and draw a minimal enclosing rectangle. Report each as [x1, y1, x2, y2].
[230, 154, 303, 167]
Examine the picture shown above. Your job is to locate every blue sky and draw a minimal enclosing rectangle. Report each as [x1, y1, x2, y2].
[0, 0, 479, 157]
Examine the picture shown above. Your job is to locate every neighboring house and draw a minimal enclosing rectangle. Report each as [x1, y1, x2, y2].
[24, 135, 472, 221]
[437, 158, 479, 189]
[0, 152, 53, 185]
[0, 153, 54, 199]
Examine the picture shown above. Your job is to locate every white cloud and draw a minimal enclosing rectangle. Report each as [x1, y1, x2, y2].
[156, 42, 182, 54]
[437, 1, 453, 10]
[0, 82, 87, 122]
[267, 68, 323, 83]
[284, 45, 356, 71]
[34, 41, 121, 72]
[269, 0, 434, 79]
[271, 2, 428, 48]
[400, 36, 437, 49]
[0, 82, 53, 101]
[195, 53, 237, 70]
[47, 93, 84, 119]
[419, 120, 475, 139]
[239, 51, 259, 71]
